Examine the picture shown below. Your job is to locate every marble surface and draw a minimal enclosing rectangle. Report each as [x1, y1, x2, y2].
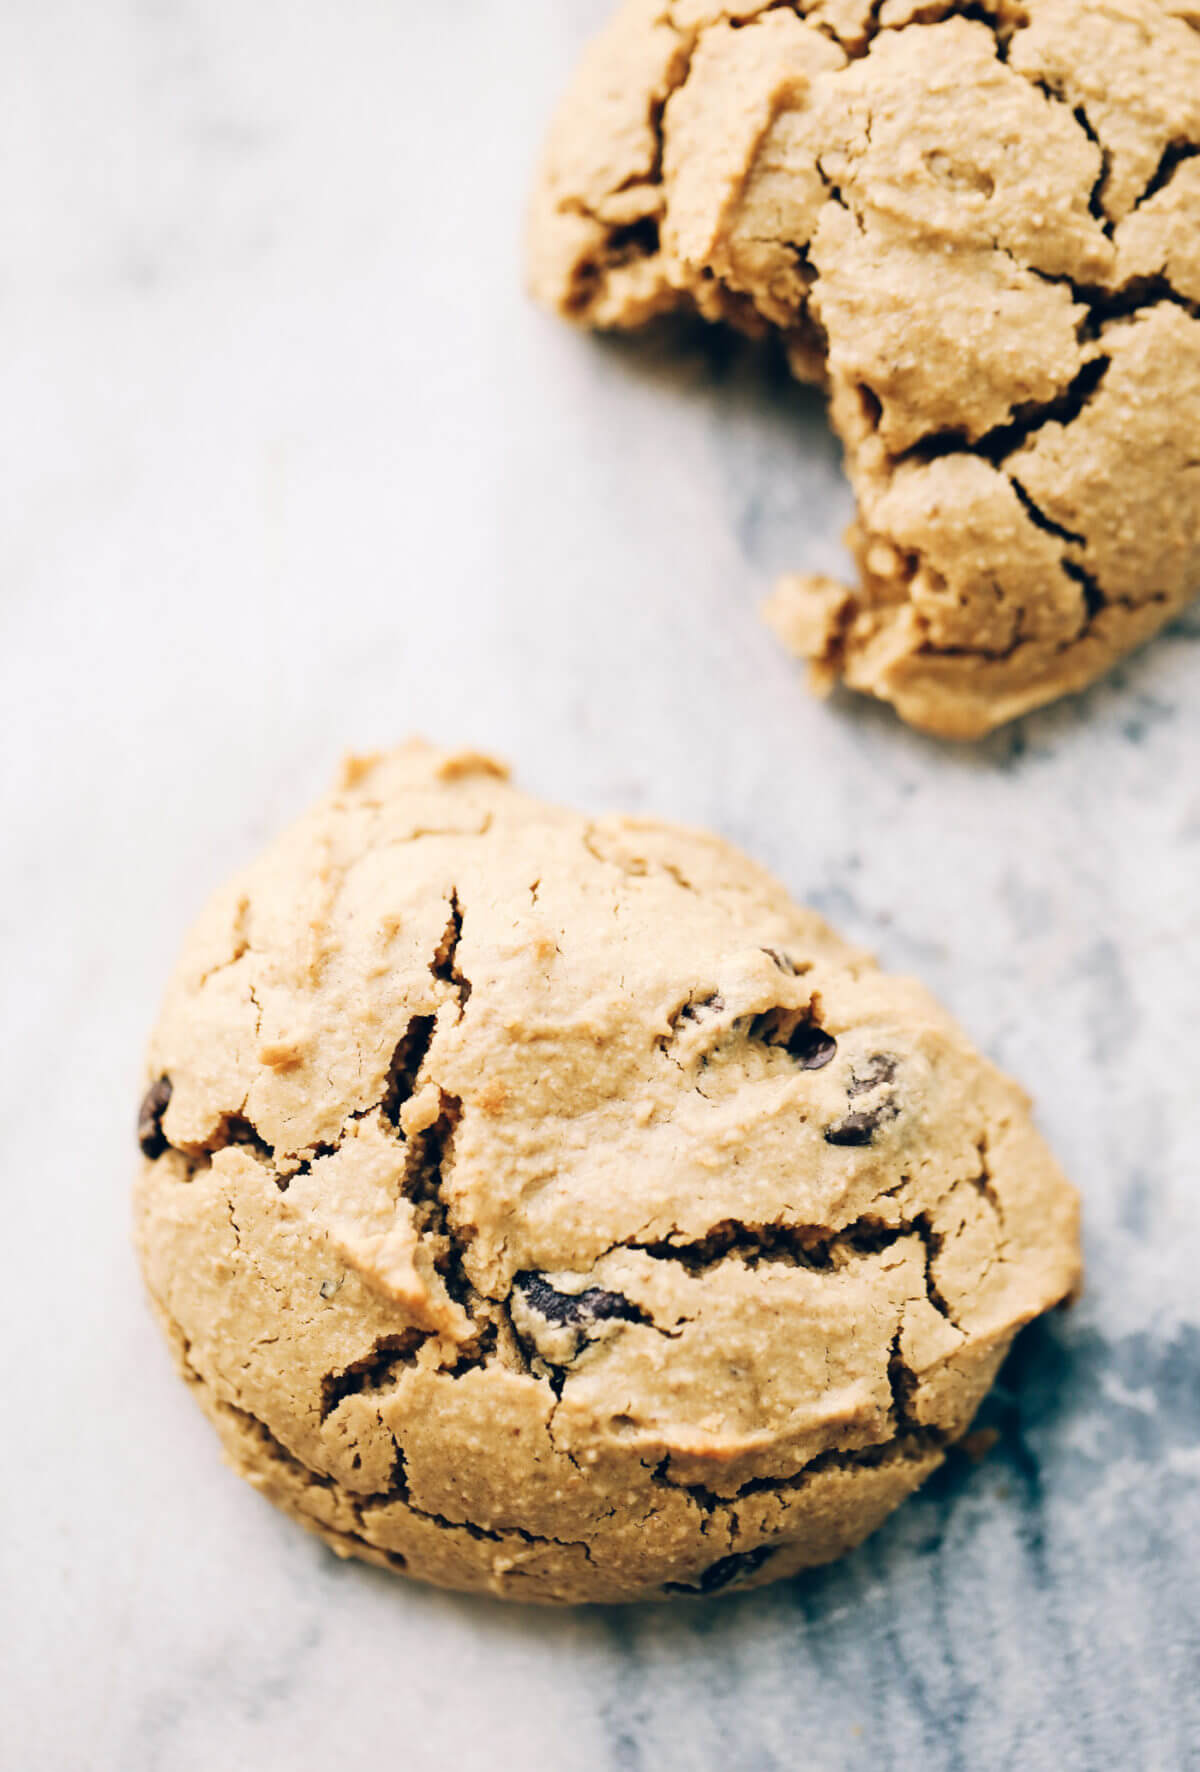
[4, 4, 1199, 1767]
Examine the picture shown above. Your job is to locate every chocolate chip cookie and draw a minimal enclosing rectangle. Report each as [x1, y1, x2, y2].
[528, 0, 1200, 737]
[135, 745, 1080, 1601]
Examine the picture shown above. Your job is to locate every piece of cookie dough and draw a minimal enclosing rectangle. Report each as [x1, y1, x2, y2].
[528, 0, 1200, 737]
[135, 745, 1080, 1602]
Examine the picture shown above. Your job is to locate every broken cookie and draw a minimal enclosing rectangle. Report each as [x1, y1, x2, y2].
[135, 743, 1080, 1602]
[528, 0, 1200, 737]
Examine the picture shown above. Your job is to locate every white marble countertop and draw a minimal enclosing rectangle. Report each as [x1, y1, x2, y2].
[4, 4, 1199, 1768]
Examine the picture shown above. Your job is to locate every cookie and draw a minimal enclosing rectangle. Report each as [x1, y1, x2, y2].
[135, 745, 1080, 1602]
[528, 0, 1200, 738]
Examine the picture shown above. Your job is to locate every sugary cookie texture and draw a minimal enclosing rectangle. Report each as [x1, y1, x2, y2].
[528, 0, 1200, 737]
[136, 747, 1080, 1602]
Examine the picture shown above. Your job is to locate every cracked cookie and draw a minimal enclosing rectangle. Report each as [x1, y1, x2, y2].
[528, 0, 1200, 738]
[134, 744, 1080, 1602]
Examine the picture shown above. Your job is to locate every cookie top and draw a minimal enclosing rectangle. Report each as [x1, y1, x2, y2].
[136, 746, 1080, 1601]
[529, 0, 1200, 736]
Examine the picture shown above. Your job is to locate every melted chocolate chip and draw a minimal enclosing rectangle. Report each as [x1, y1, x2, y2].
[137, 1075, 173, 1158]
[749, 1008, 837, 1070]
[783, 1022, 838, 1070]
[824, 1109, 878, 1147]
[824, 1099, 900, 1147]
[848, 1053, 897, 1096]
[826, 1053, 901, 1144]
[516, 1273, 646, 1330]
[665, 1543, 776, 1595]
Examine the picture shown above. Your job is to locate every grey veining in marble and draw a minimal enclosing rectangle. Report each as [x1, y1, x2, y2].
[2, 4, 1198, 1769]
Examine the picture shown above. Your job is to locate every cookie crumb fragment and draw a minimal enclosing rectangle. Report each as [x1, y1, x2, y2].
[763, 573, 855, 695]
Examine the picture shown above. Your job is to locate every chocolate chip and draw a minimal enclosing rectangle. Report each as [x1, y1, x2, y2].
[824, 1099, 899, 1147]
[516, 1273, 646, 1330]
[783, 1022, 837, 1070]
[826, 1054, 900, 1144]
[665, 1543, 776, 1595]
[825, 1110, 877, 1147]
[138, 1075, 173, 1158]
[748, 1008, 837, 1069]
[848, 1053, 897, 1095]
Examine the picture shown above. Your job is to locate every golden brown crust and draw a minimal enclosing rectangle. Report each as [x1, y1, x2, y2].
[528, 0, 1200, 737]
[135, 747, 1081, 1601]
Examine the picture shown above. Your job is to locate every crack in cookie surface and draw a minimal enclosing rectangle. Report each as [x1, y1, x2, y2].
[529, 0, 1200, 735]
